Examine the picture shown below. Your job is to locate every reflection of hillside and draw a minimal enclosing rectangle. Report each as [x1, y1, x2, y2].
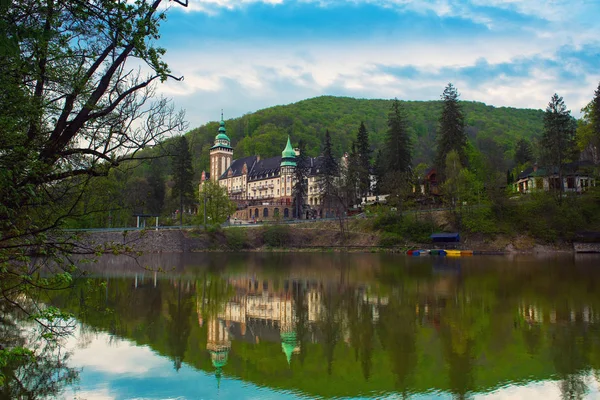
[47, 253, 600, 399]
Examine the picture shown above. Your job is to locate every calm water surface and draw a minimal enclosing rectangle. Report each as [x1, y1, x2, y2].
[44, 253, 600, 399]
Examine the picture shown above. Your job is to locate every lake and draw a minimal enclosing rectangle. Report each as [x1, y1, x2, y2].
[14, 252, 600, 399]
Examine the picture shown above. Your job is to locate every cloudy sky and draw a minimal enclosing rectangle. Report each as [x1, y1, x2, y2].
[155, 0, 600, 128]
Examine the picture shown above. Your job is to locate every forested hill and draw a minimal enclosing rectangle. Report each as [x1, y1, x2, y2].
[186, 96, 545, 174]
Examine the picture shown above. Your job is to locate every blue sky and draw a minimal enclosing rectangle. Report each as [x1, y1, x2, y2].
[154, 0, 600, 128]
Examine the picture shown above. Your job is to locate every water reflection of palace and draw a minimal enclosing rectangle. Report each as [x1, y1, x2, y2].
[199, 276, 389, 383]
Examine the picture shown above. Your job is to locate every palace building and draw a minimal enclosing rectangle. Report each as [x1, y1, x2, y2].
[201, 114, 326, 220]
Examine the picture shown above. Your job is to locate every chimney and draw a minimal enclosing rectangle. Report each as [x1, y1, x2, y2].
[533, 163, 538, 172]
[294, 148, 300, 156]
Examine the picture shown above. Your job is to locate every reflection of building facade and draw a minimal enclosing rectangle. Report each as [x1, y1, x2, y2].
[206, 317, 231, 386]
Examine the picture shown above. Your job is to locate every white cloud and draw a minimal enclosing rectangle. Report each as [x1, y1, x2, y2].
[64, 328, 171, 375]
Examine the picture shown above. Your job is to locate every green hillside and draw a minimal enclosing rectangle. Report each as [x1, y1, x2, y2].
[187, 96, 545, 174]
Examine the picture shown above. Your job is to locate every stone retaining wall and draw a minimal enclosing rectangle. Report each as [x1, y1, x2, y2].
[74, 230, 194, 253]
[574, 242, 600, 253]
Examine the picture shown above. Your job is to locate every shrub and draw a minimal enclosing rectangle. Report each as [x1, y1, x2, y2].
[262, 225, 291, 247]
[379, 232, 403, 247]
[224, 227, 247, 251]
[402, 216, 437, 243]
[373, 209, 437, 243]
[462, 206, 502, 235]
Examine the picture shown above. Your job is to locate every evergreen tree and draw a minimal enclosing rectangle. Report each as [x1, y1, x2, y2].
[436, 83, 468, 180]
[373, 150, 384, 196]
[292, 139, 310, 219]
[384, 99, 412, 173]
[344, 141, 361, 207]
[591, 81, 600, 153]
[356, 122, 371, 200]
[382, 99, 413, 207]
[319, 130, 338, 217]
[147, 160, 166, 216]
[541, 93, 577, 194]
[514, 138, 534, 166]
[171, 136, 195, 225]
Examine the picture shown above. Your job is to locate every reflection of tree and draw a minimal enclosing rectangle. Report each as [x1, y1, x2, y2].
[196, 274, 233, 322]
[320, 285, 342, 376]
[144, 281, 163, 344]
[167, 279, 194, 371]
[551, 324, 590, 400]
[440, 294, 487, 400]
[293, 282, 309, 365]
[377, 291, 418, 395]
[345, 288, 375, 382]
[0, 301, 78, 399]
[358, 301, 375, 381]
[522, 323, 543, 356]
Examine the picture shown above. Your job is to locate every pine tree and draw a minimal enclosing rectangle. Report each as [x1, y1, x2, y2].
[373, 150, 384, 196]
[591, 81, 600, 151]
[436, 83, 467, 180]
[292, 139, 310, 219]
[171, 136, 195, 225]
[319, 130, 338, 217]
[344, 141, 361, 207]
[384, 99, 412, 173]
[381, 99, 413, 207]
[541, 93, 577, 194]
[356, 122, 371, 200]
[147, 160, 165, 216]
[514, 138, 534, 166]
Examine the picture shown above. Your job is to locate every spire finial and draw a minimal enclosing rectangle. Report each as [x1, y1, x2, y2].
[221, 109, 223, 121]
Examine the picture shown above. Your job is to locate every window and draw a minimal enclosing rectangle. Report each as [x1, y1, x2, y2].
[263, 208, 269, 217]
[567, 177, 575, 189]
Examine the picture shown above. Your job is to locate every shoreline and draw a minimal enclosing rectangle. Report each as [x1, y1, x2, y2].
[73, 227, 599, 255]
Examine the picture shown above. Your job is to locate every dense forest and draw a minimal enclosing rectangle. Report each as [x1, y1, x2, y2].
[186, 96, 546, 176]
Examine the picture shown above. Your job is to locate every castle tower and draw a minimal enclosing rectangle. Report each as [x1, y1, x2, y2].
[210, 111, 233, 181]
[280, 136, 296, 198]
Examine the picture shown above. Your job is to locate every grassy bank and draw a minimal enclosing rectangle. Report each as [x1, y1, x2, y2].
[188, 191, 600, 253]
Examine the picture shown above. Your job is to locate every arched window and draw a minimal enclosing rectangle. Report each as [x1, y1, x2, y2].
[263, 208, 269, 217]
[274, 208, 280, 216]
[254, 208, 259, 218]
[284, 208, 289, 218]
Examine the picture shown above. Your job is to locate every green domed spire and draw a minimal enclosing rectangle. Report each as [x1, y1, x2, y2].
[281, 331, 297, 365]
[212, 110, 231, 149]
[280, 136, 296, 167]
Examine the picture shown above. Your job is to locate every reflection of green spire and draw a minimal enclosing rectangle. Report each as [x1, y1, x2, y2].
[281, 331, 297, 365]
[215, 366, 222, 389]
[210, 349, 229, 368]
[210, 347, 229, 388]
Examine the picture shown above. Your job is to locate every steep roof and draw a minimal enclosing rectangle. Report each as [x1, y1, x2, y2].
[248, 156, 282, 181]
[219, 155, 257, 180]
[307, 156, 324, 176]
[517, 160, 595, 180]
